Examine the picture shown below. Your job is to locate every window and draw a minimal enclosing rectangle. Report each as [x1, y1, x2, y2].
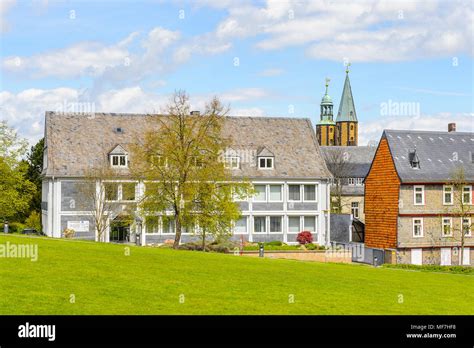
[351, 202, 359, 219]
[414, 185, 424, 205]
[162, 216, 176, 234]
[105, 183, 119, 201]
[121, 183, 136, 201]
[253, 216, 266, 233]
[111, 154, 127, 168]
[413, 218, 423, 237]
[150, 155, 166, 168]
[442, 217, 452, 237]
[105, 182, 136, 201]
[303, 216, 316, 233]
[463, 218, 472, 237]
[443, 185, 453, 205]
[253, 185, 266, 202]
[288, 185, 301, 201]
[288, 216, 300, 234]
[224, 156, 240, 169]
[234, 217, 248, 234]
[348, 178, 363, 186]
[269, 216, 282, 233]
[303, 185, 317, 201]
[462, 186, 472, 204]
[258, 157, 274, 169]
[146, 216, 159, 234]
[269, 185, 282, 201]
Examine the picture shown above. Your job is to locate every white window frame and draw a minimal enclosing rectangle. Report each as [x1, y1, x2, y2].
[462, 217, 472, 237]
[288, 184, 302, 202]
[413, 185, 425, 206]
[145, 216, 160, 235]
[441, 217, 452, 237]
[233, 216, 248, 234]
[253, 184, 267, 202]
[287, 215, 301, 234]
[443, 185, 453, 205]
[462, 186, 472, 205]
[161, 215, 176, 235]
[224, 156, 240, 169]
[268, 216, 283, 234]
[412, 218, 423, 238]
[351, 201, 360, 219]
[258, 157, 274, 170]
[302, 215, 317, 235]
[110, 154, 128, 168]
[303, 184, 317, 202]
[268, 184, 283, 202]
[104, 181, 136, 202]
[252, 215, 267, 234]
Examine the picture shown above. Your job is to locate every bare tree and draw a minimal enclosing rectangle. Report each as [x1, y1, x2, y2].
[77, 167, 131, 242]
[323, 148, 356, 213]
[440, 166, 474, 265]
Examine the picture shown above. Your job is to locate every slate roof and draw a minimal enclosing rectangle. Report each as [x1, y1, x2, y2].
[383, 129, 474, 183]
[320, 146, 376, 178]
[335, 73, 357, 123]
[43, 111, 332, 180]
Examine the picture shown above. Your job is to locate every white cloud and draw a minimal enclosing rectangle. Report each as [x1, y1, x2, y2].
[2, 41, 130, 78]
[258, 68, 284, 77]
[1, 86, 273, 143]
[359, 113, 474, 145]
[211, 0, 473, 62]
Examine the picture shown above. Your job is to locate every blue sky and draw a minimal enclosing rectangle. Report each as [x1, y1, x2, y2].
[1, 0, 473, 145]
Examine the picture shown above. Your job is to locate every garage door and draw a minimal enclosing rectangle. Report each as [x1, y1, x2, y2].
[441, 248, 451, 266]
[462, 247, 470, 266]
[411, 248, 422, 265]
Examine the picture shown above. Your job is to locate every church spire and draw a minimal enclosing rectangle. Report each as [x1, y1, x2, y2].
[319, 77, 334, 124]
[336, 65, 358, 123]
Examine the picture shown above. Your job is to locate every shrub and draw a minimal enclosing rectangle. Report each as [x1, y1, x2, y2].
[265, 241, 282, 246]
[8, 222, 25, 233]
[63, 228, 75, 239]
[305, 243, 317, 250]
[25, 211, 42, 232]
[296, 231, 313, 245]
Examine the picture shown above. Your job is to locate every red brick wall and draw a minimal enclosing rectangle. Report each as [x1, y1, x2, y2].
[365, 137, 400, 249]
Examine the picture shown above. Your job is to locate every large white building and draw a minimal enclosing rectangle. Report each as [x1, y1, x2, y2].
[41, 112, 332, 245]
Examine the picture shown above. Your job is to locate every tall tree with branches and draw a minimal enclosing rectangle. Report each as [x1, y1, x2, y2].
[323, 148, 355, 213]
[132, 91, 252, 249]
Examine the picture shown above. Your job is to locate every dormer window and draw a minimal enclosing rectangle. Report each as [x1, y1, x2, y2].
[111, 154, 127, 167]
[256, 147, 274, 170]
[224, 156, 240, 169]
[409, 149, 420, 169]
[109, 145, 128, 168]
[258, 157, 273, 169]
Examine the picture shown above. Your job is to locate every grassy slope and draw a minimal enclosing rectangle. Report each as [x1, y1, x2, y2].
[0, 235, 473, 315]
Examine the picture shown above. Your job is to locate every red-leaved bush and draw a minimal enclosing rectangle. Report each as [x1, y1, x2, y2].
[296, 231, 313, 245]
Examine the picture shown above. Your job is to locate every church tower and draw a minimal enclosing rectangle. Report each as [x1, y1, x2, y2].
[335, 65, 358, 146]
[316, 78, 336, 146]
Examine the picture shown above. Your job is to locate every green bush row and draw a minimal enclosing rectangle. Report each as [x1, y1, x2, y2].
[383, 263, 474, 275]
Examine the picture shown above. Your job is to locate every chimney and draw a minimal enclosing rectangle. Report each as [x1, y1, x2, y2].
[190, 111, 200, 116]
[448, 123, 456, 132]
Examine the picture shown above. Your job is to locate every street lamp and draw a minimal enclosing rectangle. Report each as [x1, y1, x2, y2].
[135, 216, 143, 246]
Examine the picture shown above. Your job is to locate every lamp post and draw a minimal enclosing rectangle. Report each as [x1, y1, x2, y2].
[135, 217, 143, 246]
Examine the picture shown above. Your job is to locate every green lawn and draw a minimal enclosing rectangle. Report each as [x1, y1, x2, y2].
[0, 234, 473, 315]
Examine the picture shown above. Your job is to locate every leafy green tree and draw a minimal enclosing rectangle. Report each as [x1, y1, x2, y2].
[132, 91, 253, 249]
[0, 122, 36, 223]
[25, 211, 42, 232]
[26, 138, 44, 214]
